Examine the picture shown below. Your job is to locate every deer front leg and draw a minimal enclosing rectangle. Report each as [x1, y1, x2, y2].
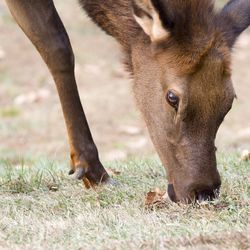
[5, 0, 110, 186]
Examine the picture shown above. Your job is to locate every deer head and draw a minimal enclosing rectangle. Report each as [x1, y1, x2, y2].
[130, 0, 250, 202]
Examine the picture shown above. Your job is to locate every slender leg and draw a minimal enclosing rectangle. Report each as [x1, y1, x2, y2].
[5, 0, 109, 186]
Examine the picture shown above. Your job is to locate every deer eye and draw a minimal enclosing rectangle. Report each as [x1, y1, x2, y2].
[166, 90, 179, 110]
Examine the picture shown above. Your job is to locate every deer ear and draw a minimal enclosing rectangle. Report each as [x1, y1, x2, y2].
[220, 0, 250, 47]
[132, 0, 169, 42]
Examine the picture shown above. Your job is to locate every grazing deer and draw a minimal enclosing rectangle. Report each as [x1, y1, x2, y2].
[5, 0, 250, 203]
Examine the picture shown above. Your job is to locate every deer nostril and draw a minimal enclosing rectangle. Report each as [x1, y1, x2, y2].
[167, 184, 177, 202]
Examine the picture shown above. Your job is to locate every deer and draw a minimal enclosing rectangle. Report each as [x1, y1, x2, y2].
[5, 0, 250, 203]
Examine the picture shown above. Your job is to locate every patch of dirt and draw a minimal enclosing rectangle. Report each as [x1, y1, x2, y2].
[140, 230, 250, 250]
[180, 231, 250, 249]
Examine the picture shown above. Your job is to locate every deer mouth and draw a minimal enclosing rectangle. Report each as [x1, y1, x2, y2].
[167, 182, 221, 203]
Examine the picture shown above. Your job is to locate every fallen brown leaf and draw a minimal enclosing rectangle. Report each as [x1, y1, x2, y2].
[106, 168, 122, 176]
[145, 188, 167, 208]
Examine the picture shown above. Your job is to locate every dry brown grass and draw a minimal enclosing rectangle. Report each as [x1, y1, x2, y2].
[0, 155, 249, 249]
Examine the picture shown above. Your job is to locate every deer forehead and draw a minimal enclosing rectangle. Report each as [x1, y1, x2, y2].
[162, 42, 231, 83]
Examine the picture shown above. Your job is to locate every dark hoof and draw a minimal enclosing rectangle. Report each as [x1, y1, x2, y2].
[68, 169, 75, 175]
[69, 167, 86, 180]
[74, 167, 86, 180]
[68, 166, 115, 189]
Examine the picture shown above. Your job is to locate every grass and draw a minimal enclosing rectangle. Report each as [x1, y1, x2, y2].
[0, 154, 249, 249]
[0, 107, 20, 118]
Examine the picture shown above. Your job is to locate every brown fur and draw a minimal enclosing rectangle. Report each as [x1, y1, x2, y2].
[79, 0, 139, 49]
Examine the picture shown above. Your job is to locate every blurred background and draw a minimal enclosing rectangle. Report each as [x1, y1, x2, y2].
[0, 0, 249, 163]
